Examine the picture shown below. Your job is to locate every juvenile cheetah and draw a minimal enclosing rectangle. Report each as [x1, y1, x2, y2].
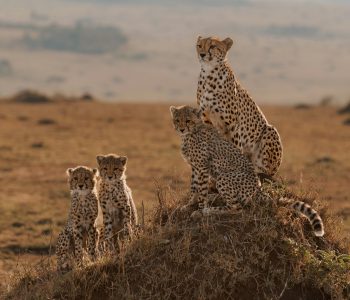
[196, 36, 283, 178]
[56, 166, 99, 272]
[96, 154, 138, 253]
[170, 105, 324, 237]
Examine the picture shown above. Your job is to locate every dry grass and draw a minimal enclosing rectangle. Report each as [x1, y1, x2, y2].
[0, 98, 349, 297]
[4, 181, 350, 299]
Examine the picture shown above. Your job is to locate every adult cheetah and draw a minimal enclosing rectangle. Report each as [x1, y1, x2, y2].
[196, 36, 282, 178]
[96, 154, 138, 253]
[170, 105, 324, 237]
[56, 166, 99, 272]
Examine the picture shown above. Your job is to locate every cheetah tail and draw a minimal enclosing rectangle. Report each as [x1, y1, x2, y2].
[279, 197, 324, 237]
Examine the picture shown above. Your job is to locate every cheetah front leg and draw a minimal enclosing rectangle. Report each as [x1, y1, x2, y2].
[190, 168, 211, 219]
[56, 229, 73, 272]
[87, 225, 97, 261]
[102, 212, 115, 254]
[189, 167, 210, 218]
[190, 166, 200, 198]
[190, 167, 215, 198]
[128, 195, 138, 227]
[73, 225, 84, 267]
[57, 253, 70, 273]
[181, 166, 200, 212]
[120, 200, 132, 237]
[187, 166, 210, 209]
[96, 226, 105, 255]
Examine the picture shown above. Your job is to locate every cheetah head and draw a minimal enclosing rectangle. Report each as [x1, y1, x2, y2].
[96, 154, 127, 183]
[196, 36, 233, 67]
[66, 166, 98, 194]
[170, 105, 201, 135]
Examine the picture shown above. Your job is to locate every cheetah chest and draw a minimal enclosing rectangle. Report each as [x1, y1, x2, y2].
[180, 137, 196, 165]
[105, 187, 128, 207]
[102, 187, 129, 227]
[181, 134, 208, 168]
[74, 195, 97, 228]
[201, 90, 229, 135]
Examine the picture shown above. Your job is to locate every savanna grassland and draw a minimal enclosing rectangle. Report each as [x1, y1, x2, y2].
[0, 97, 349, 293]
[1, 0, 350, 103]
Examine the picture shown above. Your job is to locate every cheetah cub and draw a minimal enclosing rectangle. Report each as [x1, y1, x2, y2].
[56, 166, 99, 272]
[170, 105, 324, 237]
[96, 154, 138, 253]
[196, 36, 283, 178]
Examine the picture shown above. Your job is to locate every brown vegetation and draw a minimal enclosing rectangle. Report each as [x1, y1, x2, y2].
[5, 183, 350, 299]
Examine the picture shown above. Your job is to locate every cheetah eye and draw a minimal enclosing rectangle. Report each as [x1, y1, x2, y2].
[186, 120, 191, 124]
[85, 176, 89, 180]
[197, 44, 201, 48]
[114, 168, 118, 171]
[103, 168, 107, 171]
[73, 176, 78, 180]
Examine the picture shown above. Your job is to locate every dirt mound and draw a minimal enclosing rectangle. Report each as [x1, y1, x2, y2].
[338, 101, 350, 114]
[5, 183, 350, 300]
[294, 103, 312, 110]
[80, 93, 95, 101]
[11, 90, 51, 104]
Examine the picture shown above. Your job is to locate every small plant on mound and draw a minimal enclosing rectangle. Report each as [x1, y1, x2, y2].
[5, 182, 350, 300]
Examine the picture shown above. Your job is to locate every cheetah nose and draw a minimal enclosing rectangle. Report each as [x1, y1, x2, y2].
[180, 129, 185, 133]
[78, 184, 83, 189]
[200, 53, 205, 58]
[108, 176, 113, 180]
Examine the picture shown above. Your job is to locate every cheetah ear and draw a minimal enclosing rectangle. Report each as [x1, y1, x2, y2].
[197, 35, 202, 43]
[96, 155, 104, 165]
[92, 168, 98, 175]
[222, 37, 233, 50]
[119, 156, 127, 166]
[66, 168, 74, 176]
[169, 106, 177, 117]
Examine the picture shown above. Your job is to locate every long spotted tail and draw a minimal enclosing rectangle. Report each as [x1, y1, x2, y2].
[279, 197, 324, 237]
